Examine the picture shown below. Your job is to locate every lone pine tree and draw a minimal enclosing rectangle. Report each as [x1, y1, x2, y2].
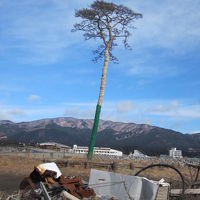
[72, 0, 142, 159]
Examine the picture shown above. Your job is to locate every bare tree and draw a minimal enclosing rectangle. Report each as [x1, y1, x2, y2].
[72, 0, 142, 159]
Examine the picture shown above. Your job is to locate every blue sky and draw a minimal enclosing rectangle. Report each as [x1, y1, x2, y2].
[0, 0, 200, 133]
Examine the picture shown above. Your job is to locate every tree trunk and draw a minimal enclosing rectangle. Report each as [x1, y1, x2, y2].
[88, 47, 109, 160]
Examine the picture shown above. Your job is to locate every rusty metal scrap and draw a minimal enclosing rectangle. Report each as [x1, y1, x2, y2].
[58, 175, 95, 199]
[19, 164, 95, 199]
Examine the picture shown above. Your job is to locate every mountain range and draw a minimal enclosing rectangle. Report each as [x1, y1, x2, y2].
[0, 117, 200, 156]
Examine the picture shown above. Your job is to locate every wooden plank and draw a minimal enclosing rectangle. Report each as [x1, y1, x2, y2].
[171, 188, 200, 195]
[61, 191, 80, 200]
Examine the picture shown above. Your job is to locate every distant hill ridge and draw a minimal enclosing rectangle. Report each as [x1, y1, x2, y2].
[0, 117, 200, 156]
[0, 117, 154, 132]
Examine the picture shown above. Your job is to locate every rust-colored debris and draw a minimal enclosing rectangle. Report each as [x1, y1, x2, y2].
[19, 162, 95, 199]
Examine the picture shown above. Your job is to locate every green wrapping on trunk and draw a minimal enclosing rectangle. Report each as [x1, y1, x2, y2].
[88, 104, 101, 160]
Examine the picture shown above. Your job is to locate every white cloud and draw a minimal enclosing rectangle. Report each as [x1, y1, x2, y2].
[171, 100, 179, 108]
[116, 101, 134, 113]
[8, 108, 25, 116]
[127, 57, 185, 78]
[0, 112, 10, 120]
[129, 65, 163, 77]
[81, 108, 96, 119]
[145, 101, 200, 119]
[0, 107, 25, 121]
[142, 119, 152, 125]
[164, 107, 200, 119]
[28, 94, 40, 102]
[64, 107, 80, 116]
[63, 102, 96, 107]
[147, 100, 179, 113]
[61, 100, 200, 121]
[192, 130, 200, 134]
[126, 0, 200, 51]
[63, 104, 95, 119]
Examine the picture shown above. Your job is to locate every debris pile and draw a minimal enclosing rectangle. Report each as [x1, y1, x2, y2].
[19, 162, 95, 200]
[12, 162, 171, 200]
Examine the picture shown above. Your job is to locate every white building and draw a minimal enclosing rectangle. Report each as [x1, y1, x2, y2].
[169, 147, 182, 159]
[129, 150, 148, 158]
[73, 145, 123, 157]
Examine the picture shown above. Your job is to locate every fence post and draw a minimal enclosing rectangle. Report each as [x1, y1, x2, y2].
[111, 162, 117, 171]
[130, 162, 134, 170]
[84, 161, 88, 169]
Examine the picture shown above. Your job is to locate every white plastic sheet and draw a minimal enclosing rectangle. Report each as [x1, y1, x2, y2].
[36, 162, 62, 179]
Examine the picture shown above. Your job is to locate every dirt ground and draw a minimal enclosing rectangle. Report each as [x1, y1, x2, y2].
[0, 154, 197, 199]
[0, 172, 23, 193]
[0, 155, 39, 198]
[0, 155, 91, 198]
